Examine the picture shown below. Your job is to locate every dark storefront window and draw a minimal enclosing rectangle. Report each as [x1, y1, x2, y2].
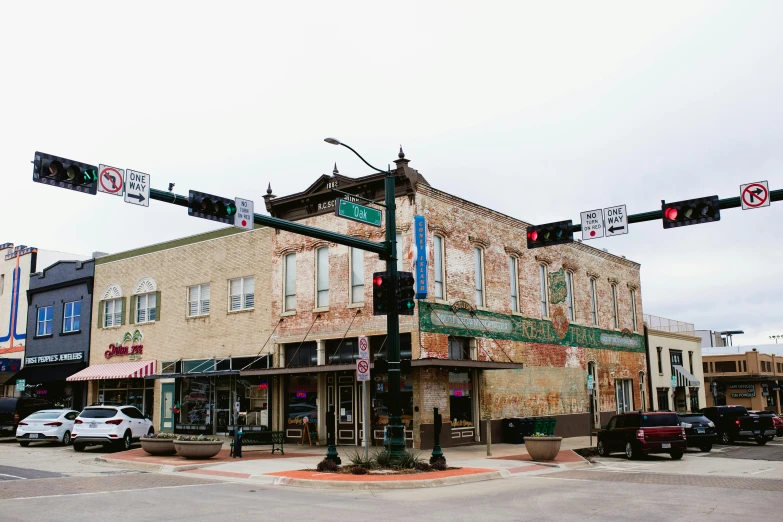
[669, 350, 683, 376]
[286, 342, 317, 367]
[179, 377, 211, 425]
[714, 361, 737, 373]
[372, 372, 413, 430]
[326, 338, 358, 364]
[448, 337, 470, 360]
[656, 388, 670, 411]
[98, 378, 154, 417]
[287, 375, 318, 428]
[689, 389, 699, 412]
[449, 371, 473, 427]
[371, 334, 412, 360]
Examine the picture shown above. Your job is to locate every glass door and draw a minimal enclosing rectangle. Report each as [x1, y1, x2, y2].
[336, 374, 356, 445]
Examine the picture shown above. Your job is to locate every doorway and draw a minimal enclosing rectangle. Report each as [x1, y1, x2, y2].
[161, 382, 175, 431]
[328, 373, 357, 446]
[588, 362, 600, 428]
[615, 379, 633, 413]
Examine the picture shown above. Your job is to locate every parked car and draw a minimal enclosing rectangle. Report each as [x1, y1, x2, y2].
[700, 405, 776, 445]
[16, 409, 79, 446]
[597, 411, 687, 460]
[71, 405, 153, 452]
[678, 412, 717, 452]
[0, 397, 54, 437]
[747, 410, 783, 437]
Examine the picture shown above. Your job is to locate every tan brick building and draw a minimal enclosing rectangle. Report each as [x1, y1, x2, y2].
[703, 349, 782, 413]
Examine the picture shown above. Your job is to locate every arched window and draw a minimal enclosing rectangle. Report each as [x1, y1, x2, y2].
[589, 278, 598, 326]
[433, 235, 445, 299]
[315, 247, 329, 308]
[509, 256, 519, 312]
[610, 283, 619, 329]
[539, 264, 549, 317]
[565, 271, 575, 321]
[474, 247, 485, 307]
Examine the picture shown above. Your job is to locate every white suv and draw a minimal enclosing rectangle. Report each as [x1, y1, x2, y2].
[72, 405, 153, 452]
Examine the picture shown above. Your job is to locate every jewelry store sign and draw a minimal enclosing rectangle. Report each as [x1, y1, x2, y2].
[26, 352, 84, 365]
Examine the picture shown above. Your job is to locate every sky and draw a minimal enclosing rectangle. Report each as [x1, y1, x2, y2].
[1, 1, 781, 344]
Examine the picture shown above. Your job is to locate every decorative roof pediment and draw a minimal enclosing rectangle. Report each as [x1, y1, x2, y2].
[133, 277, 157, 294]
[101, 284, 122, 300]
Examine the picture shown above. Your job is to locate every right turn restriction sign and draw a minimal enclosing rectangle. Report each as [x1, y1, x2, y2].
[740, 181, 770, 210]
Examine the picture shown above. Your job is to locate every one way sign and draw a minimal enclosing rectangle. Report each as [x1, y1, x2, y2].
[604, 204, 628, 236]
[124, 170, 150, 207]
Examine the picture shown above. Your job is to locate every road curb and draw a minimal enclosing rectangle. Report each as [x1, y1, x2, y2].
[266, 469, 511, 490]
[98, 456, 221, 473]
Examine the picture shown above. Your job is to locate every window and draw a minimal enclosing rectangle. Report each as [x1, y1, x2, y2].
[509, 256, 519, 312]
[639, 372, 647, 412]
[656, 388, 670, 411]
[350, 248, 364, 304]
[448, 337, 470, 360]
[615, 379, 633, 413]
[589, 278, 598, 325]
[316, 247, 329, 308]
[688, 351, 694, 374]
[689, 391, 699, 412]
[103, 298, 122, 328]
[449, 371, 474, 427]
[433, 235, 445, 299]
[135, 293, 157, 323]
[610, 283, 618, 328]
[742, 360, 747, 372]
[231, 276, 255, 312]
[630, 288, 638, 331]
[714, 361, 736, 373]
[656, 347, 663, 374]
[285, 342, 318, 367]
[283, 253, 296, 311]
[36, 305, 53, 336]
[474, 247, 484, 306]
[0, 274, 4, 295]
[396, 233, 403, 273]
[703, 362, 709, 373]
[188, 284, 210, 316]
[565, 271, 574, 321]
[670, 349, 683, 376]
[63, 301, 81, 333]
[539, 264, 549, 317]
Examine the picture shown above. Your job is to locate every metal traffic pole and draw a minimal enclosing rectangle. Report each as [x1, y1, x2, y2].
[363, 379, 370, 460]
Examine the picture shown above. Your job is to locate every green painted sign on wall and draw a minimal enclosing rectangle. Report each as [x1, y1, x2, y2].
[419, 302, 644, 352]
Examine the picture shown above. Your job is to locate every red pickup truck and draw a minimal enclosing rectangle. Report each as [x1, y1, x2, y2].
[597, 411, 687, 460]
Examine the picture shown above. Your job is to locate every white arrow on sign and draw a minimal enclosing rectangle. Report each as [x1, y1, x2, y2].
[124, 170, 150, 207]
[604, 204, 628, 236]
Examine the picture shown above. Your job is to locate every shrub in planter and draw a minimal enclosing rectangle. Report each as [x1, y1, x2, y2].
[140, 432, 177, 456]
[350, 466, 369, 475]
[414, 461, 431, 472]
[431, 458, 448, 471]
[173, 435, 224, 459]
[524, 433, 562, 462]
[317, 459, 340, 473]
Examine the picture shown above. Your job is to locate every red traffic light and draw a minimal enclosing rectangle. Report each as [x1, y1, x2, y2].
[373, 275, 385, 287]
[664, 207, 678, 221]
[527, 230, 539, 242]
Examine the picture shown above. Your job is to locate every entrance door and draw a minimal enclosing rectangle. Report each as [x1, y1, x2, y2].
[330, 373, 356, 445]
[588, 362, 600, 428]
[616, 379, 633, 413]
[161, 383, 175, 431]
[215, 382, 231, 435]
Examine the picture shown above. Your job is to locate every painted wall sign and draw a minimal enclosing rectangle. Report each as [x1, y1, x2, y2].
[414, 215, 428, 299]
[0, 358, 21, 372]
[25, 352, 84, 365]
[420, 302, 645, 352]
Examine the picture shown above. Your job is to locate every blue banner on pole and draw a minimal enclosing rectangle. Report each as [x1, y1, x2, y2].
[414, 216, 428, 299]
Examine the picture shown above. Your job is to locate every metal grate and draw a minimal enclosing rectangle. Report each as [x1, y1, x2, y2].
[644, 314, 695, 334]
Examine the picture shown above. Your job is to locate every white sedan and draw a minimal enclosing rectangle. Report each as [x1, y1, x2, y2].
[16, 409, 79, 446]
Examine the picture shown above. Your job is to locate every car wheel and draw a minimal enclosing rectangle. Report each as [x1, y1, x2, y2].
[73, 443, 86, 452]
[720, 431, 733, 445]
[625, 442, 637, 460]
[756, 436, 768, 446]
[699, 444, 712, 452]
[19, 441, 30, 447]
[119, 430, 132, 451]
[670, 451, 684, 460]
[62, 431, 71, 446]
[147, 428, 154, 437]
[597, 440, 608, 457]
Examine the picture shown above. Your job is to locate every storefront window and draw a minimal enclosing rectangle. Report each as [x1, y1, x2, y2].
[287, 375, 318, 429]
[235, 378, 270, 429]
[97, 378, 154, 417]
[180, 377, 212, 426]
[372, 372, 413, 430]
[285, 342, 317, 367]
[326, 338, 358, 364]
[449, 372, 473, 427]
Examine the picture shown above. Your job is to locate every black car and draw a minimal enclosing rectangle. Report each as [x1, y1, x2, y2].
[0, 397, 54, 437]
[678, 413, 716, 452]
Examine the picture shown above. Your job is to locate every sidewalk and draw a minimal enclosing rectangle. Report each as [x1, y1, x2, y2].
[104, 437, 592, 489]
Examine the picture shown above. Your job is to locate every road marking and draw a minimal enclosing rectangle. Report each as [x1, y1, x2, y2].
[8, 481, 234, 501]
[0, 473, 26, 480]
[750, 468, 773, 475]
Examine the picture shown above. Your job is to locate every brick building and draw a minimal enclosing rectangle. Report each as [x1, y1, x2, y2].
[703, 347, 782, 414]
[242, 152, 647, 449]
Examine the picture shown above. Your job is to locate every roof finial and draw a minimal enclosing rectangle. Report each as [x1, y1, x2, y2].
[266, 183, 273, 196]
[398, 145, 405, 159]
[333, 163, 339, 176]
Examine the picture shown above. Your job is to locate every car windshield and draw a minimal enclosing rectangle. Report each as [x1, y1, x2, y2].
[679, 414, 709, 423]
[25, 412, 61, 420]
[79, 408, 117, 419]
[641, 414, 679, 427]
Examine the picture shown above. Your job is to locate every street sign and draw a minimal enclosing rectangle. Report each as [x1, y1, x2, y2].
[234, 197, 254, 230]
[580, 209, 605, 240]
[97, 165, 125, 196]
[124, 170, 150, 207]
[740, 181, 770, 210]
[604, 204, 628, 236]
[16, 379, 25, 392]
[671, 376, 677, 388]
[358, 335, 369, 360]
[414, 216, 428, 299]
[356, 359, 370, 381]
[587, 374, 594, 390]
[335, 199, 382, 227]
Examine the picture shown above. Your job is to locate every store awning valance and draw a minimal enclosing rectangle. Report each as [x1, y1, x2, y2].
[9, 362, 85, 384]
[673, 364, 700, 387]
[411, 358, 525, 370]
[66, 360, 156, 382]
[145, 370, 239, 380]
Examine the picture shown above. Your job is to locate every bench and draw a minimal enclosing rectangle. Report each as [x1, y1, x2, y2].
[230, 428, 285, 456]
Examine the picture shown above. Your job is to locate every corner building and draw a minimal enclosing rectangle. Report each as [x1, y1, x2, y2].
[255, 152, 647, 449]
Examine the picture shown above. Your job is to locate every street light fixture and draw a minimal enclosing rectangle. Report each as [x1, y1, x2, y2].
[770, 335, 783, 344]
[324, 137, 406, 463]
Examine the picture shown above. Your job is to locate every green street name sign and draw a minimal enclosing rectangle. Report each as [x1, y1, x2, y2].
[335, 198, 382, 227]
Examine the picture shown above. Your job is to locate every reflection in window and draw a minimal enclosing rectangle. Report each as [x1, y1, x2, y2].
[350, 248, 364, 303]
[287, 375, 318, 427]
[449, 372, 473, 427]
[433, 235, 445, 299]
[316, 247, 329, 308]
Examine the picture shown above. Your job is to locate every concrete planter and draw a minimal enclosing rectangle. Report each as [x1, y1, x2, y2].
[140, 437, 176, 456]
[524, 436, 562, 461]
[173, 440, 223, 459]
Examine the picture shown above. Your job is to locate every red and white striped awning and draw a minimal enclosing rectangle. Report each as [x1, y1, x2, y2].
[66, 360, 156, 382]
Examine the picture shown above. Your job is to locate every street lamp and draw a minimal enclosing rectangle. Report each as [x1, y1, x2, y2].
[324, 137, 406, 462]
[770, 335, 783, 344]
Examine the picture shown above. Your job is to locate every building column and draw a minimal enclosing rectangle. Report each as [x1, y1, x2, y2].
[473, 368, 481, 442]
[316, 340, 326, 444]
[276, 343, 284, 368]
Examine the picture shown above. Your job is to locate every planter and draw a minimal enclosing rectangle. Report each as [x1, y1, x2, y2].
[524, 436, 562, 462]
[173, 440, 224, 459]
[140, 437, 177, 456]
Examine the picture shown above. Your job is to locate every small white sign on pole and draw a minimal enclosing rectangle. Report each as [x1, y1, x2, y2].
[124, 170, 150, 207]
[97, 165, 125, 196]
[356, 359, 370, 382]
[580, 209, 605, 240]
[740, 181, 770, 210]
[234, 197, 254, 230]
[358, 335, 369, 360]
[604, 204, 628, 236]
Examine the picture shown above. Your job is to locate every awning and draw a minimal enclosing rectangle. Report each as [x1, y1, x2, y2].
[673, 364, 700, 387]
[411, 358, 525, 370]
[146, 370, 239, 380]
[66, 360, 156, 382]
[8, 362, 85, 384]
[241, 363, 355, 377]
[0, 372, 18, 385]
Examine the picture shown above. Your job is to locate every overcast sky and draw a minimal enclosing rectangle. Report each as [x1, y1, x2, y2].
[2, 2, 780, 344]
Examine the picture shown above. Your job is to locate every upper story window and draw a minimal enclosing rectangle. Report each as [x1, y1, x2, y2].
[350, 248, 364, 304]
[36, 305, 53, 336]
[396, 233, 403, 273]
[448, 337, 470, 360]
[63, 301, 81, 333]
[283, 253, 296, 312]
[135, 293, 157, 323]
[509, 256, 519, 312]
[589, 278, 598, 326]
[670, 349, 683, 375]
[714, 360, 736, 373]
[688, 351, 694, 374]
[316, 247, 329, 308]
[656, 346, 663, 373]
[0, 274, 4, 295]
[610, 283, 619, 328]
[433, 235, 445, 299]
[103, 298, 123, 328]
[630, 288, 638, 331]
[188, 284, 210, 317]
[231, 276, 255, 312]
[565, 271, 575, 321]
[539, 264, 549, 317]
[474, 247, 485, 307]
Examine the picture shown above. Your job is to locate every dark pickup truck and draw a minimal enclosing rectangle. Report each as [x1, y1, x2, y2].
[700, 405, 776, 445]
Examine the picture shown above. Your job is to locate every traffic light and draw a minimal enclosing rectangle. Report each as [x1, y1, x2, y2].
[397, 271, 416, 315]
[662, 196, 720, 229]
[372, 271, 390, 316]
[188, 190, 237, 224]
[526, 220, 573, 249]
[32, 151, 98, 195]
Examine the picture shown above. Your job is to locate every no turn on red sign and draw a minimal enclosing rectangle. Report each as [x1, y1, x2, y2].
[740, 181, 770, 210]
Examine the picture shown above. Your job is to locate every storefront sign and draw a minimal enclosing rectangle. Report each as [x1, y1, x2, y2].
[296, 391, 307, 399]
[258, 382, 269, 390]
[414, 215, 428, 299]
[729, 383, 755, 398]
[420, 302, 645, 352]
[105, 344, 143, 359]
[35, 389, 48, 395]
[25, 352, 84, 365]
[0, 358, 21, 372]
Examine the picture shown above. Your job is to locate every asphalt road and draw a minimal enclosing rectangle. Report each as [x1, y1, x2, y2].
[707, 441, 783, 461]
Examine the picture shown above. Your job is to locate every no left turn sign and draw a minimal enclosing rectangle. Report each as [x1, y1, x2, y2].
[98, 165, 125, 196]
[740, 181, 770, 210]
